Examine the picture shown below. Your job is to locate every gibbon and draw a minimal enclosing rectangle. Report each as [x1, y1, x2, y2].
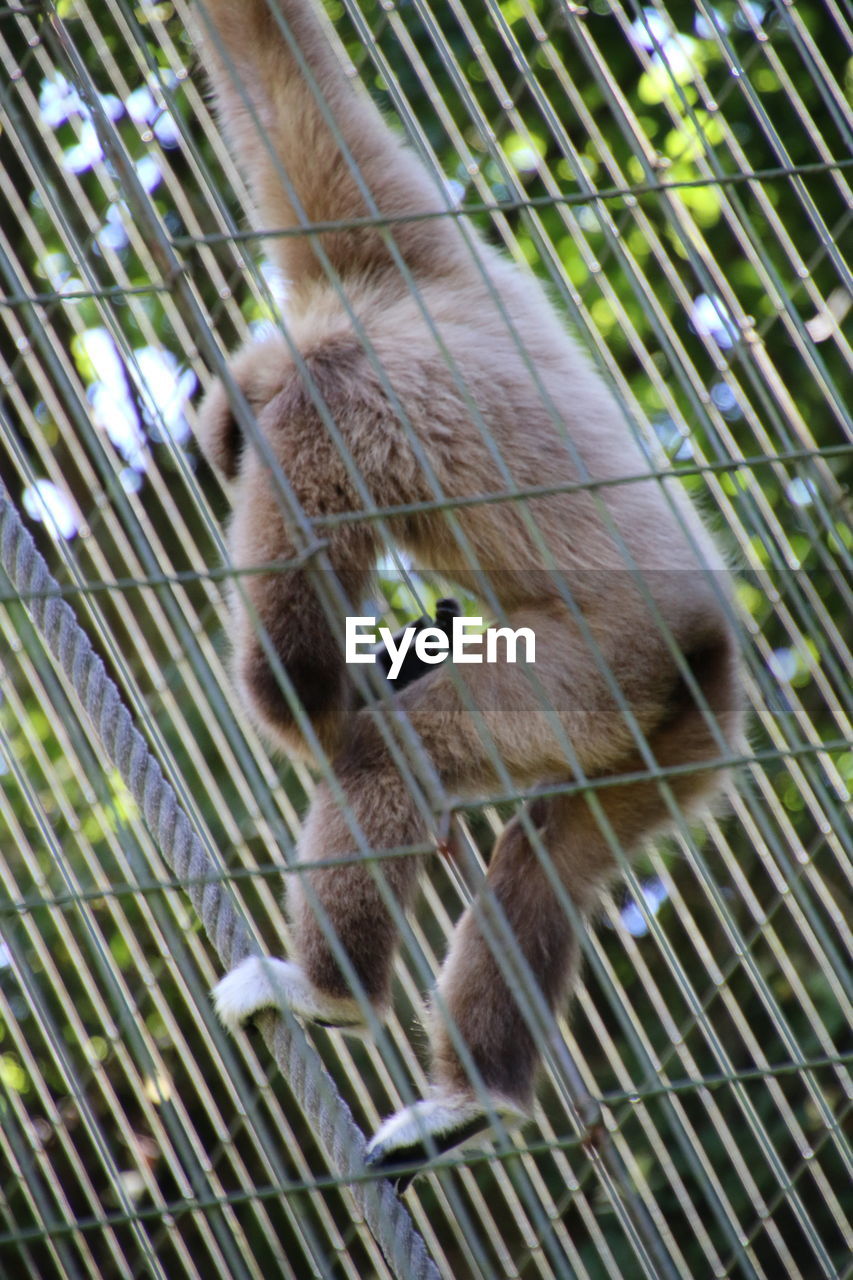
[193, 0, 745, 1174]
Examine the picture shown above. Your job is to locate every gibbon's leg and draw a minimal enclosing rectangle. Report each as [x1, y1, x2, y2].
[216, 602, 739, 1126]
[364, 797, 592, 1172]
[364, 634, 742, 1173]
[227, 601, 665, 1028]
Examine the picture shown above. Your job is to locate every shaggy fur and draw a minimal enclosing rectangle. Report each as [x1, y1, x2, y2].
[194, 0, 745, 1163]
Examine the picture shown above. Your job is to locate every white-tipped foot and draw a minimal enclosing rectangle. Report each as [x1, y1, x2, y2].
[211, 956, 373, 1035]
[365, 1092, 528, 1182]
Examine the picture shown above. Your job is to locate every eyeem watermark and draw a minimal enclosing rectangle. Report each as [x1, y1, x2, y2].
[346, 615, 535, 680]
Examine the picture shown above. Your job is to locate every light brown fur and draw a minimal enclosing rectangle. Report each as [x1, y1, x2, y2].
[194, 0, 745, 1114]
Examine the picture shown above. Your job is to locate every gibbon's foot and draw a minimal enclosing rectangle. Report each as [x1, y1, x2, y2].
[364, 1093, 528, 1187]
[212, 955, 373, 1035]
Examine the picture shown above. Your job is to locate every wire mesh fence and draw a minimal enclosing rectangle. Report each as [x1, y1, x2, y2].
[0, 1, 850, 1278]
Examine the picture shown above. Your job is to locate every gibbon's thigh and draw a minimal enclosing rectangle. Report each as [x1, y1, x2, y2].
[226, 443, 378, 756]
[219, 340, 433, 755]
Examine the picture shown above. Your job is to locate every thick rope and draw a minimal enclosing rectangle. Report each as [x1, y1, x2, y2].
[0, 489, 441, 1280]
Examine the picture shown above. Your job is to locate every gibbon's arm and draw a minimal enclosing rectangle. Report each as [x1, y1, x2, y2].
[194, 0, 465, 285]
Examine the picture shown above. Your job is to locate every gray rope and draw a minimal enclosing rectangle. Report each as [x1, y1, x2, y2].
[0, 488, 441, 1280]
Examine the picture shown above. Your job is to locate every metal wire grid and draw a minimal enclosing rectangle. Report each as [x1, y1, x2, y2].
[0, 0, 850, 1277]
